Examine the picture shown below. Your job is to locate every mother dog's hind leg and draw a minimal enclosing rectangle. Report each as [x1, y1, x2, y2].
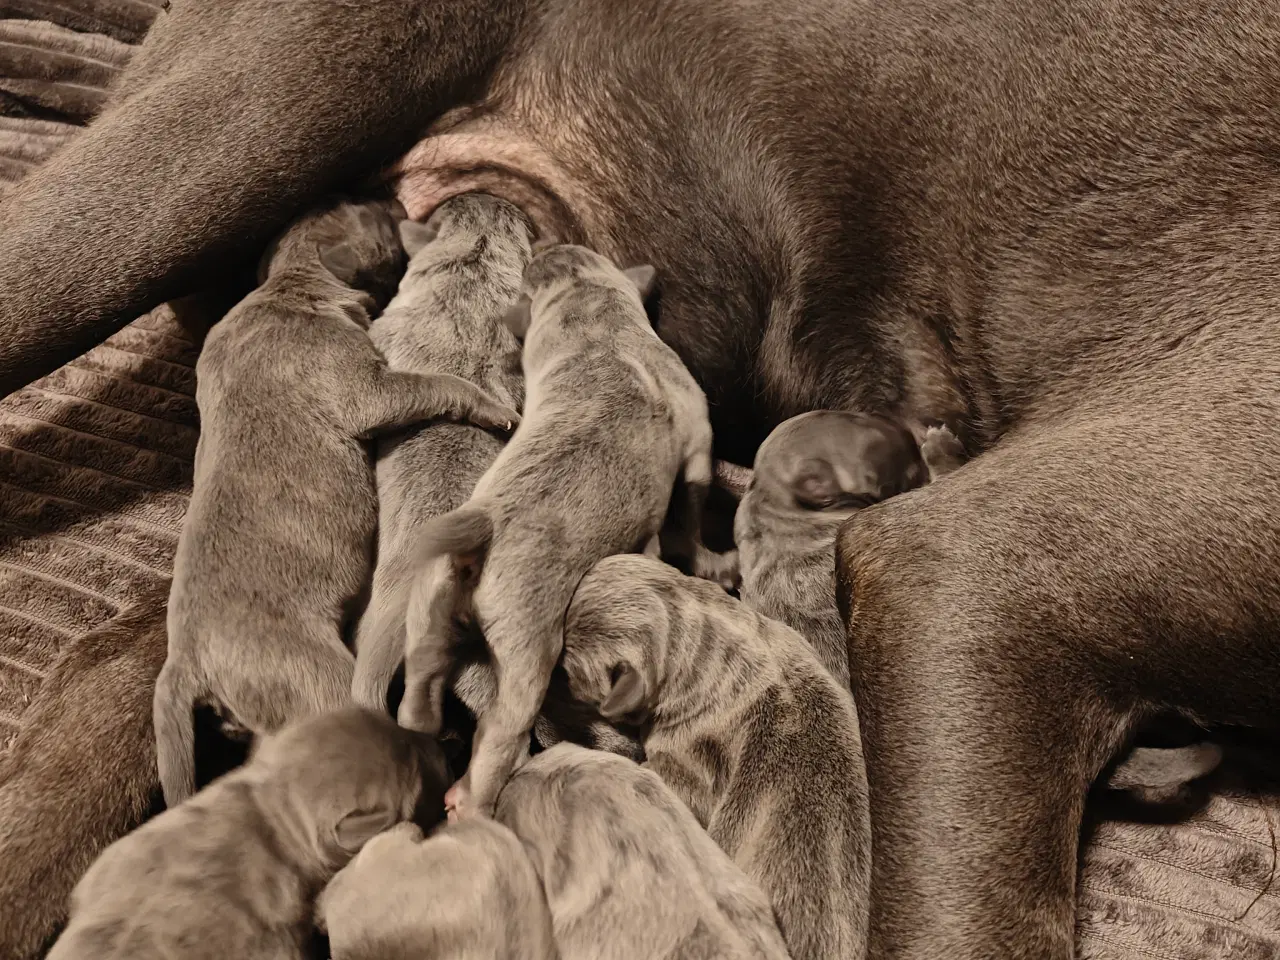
[837, 374, 1280, 959]
[0, 0, 526, 396]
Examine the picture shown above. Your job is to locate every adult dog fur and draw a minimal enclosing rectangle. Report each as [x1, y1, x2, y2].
[317, 819, 556, 960]
[495, 742, 791, 960]
[557, 554, 868, 960]
[47, 707, 451, 960]
[5, 1, 1280, 955]
[156, 196, 518, 806]
[353, 193, 532, 713]
[398, 244, 729, 818]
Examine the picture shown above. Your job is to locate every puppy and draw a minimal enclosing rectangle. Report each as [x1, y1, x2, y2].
[353, 193, 532, 713]
[495, 742, 791, 960]
[317, 819, 556, 960]
[734, 410, 962, 688]
[155, 196, 521, 807]
[733, 411, 1222, 802]
[398, 244, 735, 818]
[556, 553, 867, 960]
[47, 707, 451, 960]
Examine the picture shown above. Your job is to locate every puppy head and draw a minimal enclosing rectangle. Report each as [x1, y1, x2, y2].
[250, 707, 451, 870]
[262, 196, 408, 308]
[752, 410, 928, 513]
[401, 192, 535, 259]
[503, 244, 657, 340]
[558, 556, 676, 726]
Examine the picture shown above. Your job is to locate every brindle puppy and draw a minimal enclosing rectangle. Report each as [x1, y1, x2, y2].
[156, 196, 519, 807]
[317, 819, 557, 960]
[495, 742, 791, 960]
[398, 244, 734, 819]
[47, 708, 450, 960]
[555, 554, 868, 960]
[353, 193, 532, 713]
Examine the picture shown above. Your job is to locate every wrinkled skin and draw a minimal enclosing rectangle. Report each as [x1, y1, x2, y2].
[2, 0, 1280, 956]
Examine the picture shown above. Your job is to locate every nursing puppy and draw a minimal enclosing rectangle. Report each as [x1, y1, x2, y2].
[47, 708, 451, 960]
[353, 193, 533, 713]
[496, 743, 790, 960]
[556, 553, 866, 960]
[155, 196, 521, 807]
[734, 410, 959, 688]
[317, 819, 557, 960]
[398, 244, 735, 818]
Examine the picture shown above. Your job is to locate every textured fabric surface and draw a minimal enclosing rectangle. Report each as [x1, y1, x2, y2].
[0, 4, 1277, 958]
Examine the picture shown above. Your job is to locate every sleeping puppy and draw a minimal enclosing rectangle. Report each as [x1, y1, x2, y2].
[555, 553, 867, 960]
[353, 193, 533, 714]
[316, 819, 556, 960]
[156, 196, 520, 807]
[495, 742, 790, 960]
[398, 244, 735, 818]
[734, 410, 962, 687]
[47, 707, 450, 960]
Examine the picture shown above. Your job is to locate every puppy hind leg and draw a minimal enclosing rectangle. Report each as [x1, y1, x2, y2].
[345, 371, 521, 439]
[668, 444, 739, 590]
[400, 565, 466, 736]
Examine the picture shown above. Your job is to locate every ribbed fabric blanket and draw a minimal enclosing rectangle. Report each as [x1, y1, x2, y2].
[0, 5, 1275, 958]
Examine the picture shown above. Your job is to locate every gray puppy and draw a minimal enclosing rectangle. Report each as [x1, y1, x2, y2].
[495, 743, 791, 960]
[317, 819, 557, 960]
[398, 244, 735, 818]
[734, 411, 1222, 800]
[154, 196, 522, 807]
[556, 554, 867, 960]
[47, 707, 451, 960]
[734, 410, 963, 688]
[352, 193, 533, 713]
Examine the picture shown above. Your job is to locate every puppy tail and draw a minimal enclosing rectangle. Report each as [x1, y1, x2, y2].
[414, 504, 495, 565]
[152, 659, 198, 808]
[352, 557, 418, 712]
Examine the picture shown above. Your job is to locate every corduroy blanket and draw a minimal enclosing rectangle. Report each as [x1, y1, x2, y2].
[0, 5, 1275, 958]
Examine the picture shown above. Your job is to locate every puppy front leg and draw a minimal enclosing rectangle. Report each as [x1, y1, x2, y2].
[0, 0, 528, 397]
[346, 370, 521, 439]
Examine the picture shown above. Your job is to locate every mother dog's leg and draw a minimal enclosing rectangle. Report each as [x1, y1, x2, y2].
[0, 0, 525, 397]
[837, 367, 1280, 958]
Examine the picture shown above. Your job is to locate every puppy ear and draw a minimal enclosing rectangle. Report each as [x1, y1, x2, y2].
[622, 264, 658, 301]
[398, 218, 439, 257]
[599, 663, 647, 721]
[319, 243, 360, 285]
[502, 295, 534, 339]
[334, 808, 399, 855]
[790, 457, 843, 508]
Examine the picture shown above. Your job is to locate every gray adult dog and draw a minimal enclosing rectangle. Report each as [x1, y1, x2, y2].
[46, 708, 451, 960]
[353, 192, 532, 713]
[155, 196, 520, 806]
[556, 554, 868, 960]
[398, 244, 732, 819]
[735, 411, 961, 687]
[4, 1, 1280, 955]
[495, 742, 792, 960]
[317, 819, 557, 960]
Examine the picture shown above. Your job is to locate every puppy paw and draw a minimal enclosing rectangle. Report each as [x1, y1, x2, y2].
[469, 402, 522, 434]
[920, 424, 967, 479]
[695, 546, 741, 593]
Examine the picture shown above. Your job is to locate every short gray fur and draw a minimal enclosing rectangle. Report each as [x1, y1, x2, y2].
[397, 244, 734, 818]
[495, 742, 791, 960]
[154, 197, 520, 808]
[47, 707, 450, 960]
[557, 554, 868, 960]
[317, 818, 557, 960]
[352, 193, 533, 713]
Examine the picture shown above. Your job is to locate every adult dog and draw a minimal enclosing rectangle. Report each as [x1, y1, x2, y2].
[2, 1, 1279, 957]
